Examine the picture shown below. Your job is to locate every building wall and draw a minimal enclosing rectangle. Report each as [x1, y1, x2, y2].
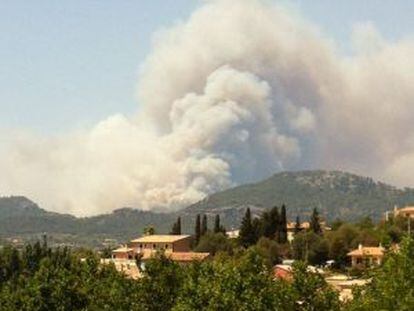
[172, 237, 191, 252]
[113, 252, 132, 260]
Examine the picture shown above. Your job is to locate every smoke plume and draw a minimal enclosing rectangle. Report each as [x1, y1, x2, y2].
[1, 0, 414, 215]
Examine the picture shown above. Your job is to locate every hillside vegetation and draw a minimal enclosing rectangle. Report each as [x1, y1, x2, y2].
[2, 170, 414, 245]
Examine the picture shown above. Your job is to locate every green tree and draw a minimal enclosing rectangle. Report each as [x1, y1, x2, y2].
[289, 261, 341, 310]
[195, 214, 201, 244]
[254, 237, 281, 267]
[213, 214, 225, 234]
[143, 225, 155, 236]
[294, 215, 302, 234]
[310, 208, 322, 235]
[137, 253, 184, 311]
[346, 236, 414, 311]
[201, 214, 208, 236]
[170, 217, 182, 235]
[173, 248, 283, 311]
[279, 204, 288, 243]
[195, 232, 233, 256]
[260, 207, 279, 239]
[239, 208, 257, 247]
[293, 231, 329, 266]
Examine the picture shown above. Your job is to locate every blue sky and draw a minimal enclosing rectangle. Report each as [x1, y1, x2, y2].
[1, 0, 413, 134]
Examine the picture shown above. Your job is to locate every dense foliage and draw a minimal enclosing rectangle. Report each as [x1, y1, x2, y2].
[0, 241, 339, 311]
[2, 213, 414, 310]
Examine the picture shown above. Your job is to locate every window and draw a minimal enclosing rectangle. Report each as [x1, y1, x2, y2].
[165, 244, 169, 249]
[153, 244, 156, 249]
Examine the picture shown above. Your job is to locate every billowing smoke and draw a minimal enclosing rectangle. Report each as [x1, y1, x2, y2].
[1, 0, 414, 215]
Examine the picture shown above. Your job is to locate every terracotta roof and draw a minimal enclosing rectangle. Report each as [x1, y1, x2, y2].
[274, 264, 293, 272]
[396, 206, 414, 213]
[130, 235, 190, 243]
[347, 246, 384, 257]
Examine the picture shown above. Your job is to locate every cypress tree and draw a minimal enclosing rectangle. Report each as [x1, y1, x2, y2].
[195, 214, 201, 243]
[279, 204, 288, 243]
[270, 206, 280, 240]
[170, 217, 182, 235]
[260, 209, 273, 238]
[177, 216, 181, 235]
[214, 214, 220, 233]
[294, 215, 301, 234]
[310, 208, 322, 235]
[239, 208, 255, 247]
[201, 214, 208, 236]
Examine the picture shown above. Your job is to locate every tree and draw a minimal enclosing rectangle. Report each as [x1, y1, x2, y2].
[195, 232, 233, 256]
[201, 214, 208, 236]
[294, 215, 302, 234]
[278, 204, 288, 243]
[195, 214, 201, 244]
[143, 225, 155, 236]
[289, 261, 340, 310]
[310, 208, 322, 235]
[346, 236, 414, 311]
[170, 217, 182, 235]
[239, 208, 256, 247]
[292, 231, 329, 265]
[254, 237, 281, 267]
[260, 207, 279, 239]
[173, 248, 285, 310]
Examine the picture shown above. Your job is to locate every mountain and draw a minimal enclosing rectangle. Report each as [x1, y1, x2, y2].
[184, 170, 414, 228]
[0, 196, 173, 247]
[2, 170, 414, 246]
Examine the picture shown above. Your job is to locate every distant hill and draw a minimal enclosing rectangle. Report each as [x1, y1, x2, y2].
[2, 170, 414, 246]
[184, 170, 414, 228]
[0, 197, 174, 246]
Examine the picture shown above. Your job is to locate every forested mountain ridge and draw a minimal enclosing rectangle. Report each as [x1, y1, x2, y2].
[184, 170, 414, 225]
[2, 170, 414, 246]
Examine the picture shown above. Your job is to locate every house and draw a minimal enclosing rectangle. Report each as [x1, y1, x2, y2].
[226, 229, 240, 239]
[107, 234, 210, 278]
[111, 246, 134, 260]
[347, 244, 384, 267]
[129, 234, 192, 254]
[325, 275, 369, 301]
[393, 206, 414, 219]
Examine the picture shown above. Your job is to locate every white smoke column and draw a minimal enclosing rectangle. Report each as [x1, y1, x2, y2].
[1, 0, 414, 215]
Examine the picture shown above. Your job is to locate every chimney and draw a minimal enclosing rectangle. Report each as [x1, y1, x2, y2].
[358, 244, 363, 251]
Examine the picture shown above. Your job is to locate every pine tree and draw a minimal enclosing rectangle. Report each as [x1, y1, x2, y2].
[239, 208, 256, 247]
[294, 215, 301, 234]
[201, 214, 208, 236]
[279, 204, 288, 243]
[310, 208, 322, 235]
[195, 214, 201, 243]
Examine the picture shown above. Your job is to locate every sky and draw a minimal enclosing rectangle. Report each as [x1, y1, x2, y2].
[1, 0, 413, 135]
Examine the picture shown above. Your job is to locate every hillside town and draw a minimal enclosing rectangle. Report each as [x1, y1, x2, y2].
[92, 204, 414, 302]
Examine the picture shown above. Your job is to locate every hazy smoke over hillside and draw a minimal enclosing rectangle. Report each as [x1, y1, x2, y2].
[1, 0, 414, 216]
